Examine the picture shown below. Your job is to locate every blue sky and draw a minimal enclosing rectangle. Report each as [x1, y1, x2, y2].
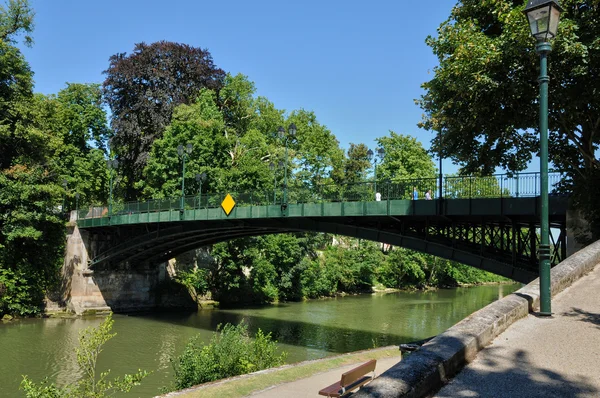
[21, 0, 464, 172]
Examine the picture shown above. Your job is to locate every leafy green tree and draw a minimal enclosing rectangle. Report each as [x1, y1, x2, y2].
[102, 41, 226, 200]
[0, 40, 36, 170]
[418, 0, 600, 238]
[38, 83, 111, 208]
[443, 173, 509, 199]
[0, 0, 34, 46]
[0, 1, 67, 317]
[376, 132, 436, 181]
[170, 322, 286, 390]
[377, 247, 427, 289]
[209, 240, 252, 304]
[21, 314, 148, 397]
[286, 109, 344, 196]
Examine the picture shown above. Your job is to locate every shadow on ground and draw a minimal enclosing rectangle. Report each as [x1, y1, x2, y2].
[562, 307, 600, 328]
[432, 346, 599, 398]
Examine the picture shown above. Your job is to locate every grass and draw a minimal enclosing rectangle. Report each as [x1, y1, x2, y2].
[168, 346, 401, 398]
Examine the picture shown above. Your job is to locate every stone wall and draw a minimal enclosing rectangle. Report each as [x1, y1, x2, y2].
[354, 239, 600, 398]
[62, 222, 195, 315]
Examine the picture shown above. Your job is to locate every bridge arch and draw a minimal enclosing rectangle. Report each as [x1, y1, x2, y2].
[87, 214, 566, 283]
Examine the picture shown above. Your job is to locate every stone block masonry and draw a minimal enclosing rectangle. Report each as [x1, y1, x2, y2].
[353, 239, 600, 398]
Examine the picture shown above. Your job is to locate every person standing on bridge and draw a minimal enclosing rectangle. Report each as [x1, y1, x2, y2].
[425, 189, 432, 200]
[413, 187, 418, 200]
[375, 192, 381, 201]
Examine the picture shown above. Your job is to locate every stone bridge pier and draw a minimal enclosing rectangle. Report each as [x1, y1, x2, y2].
[63, 213, 194, 315]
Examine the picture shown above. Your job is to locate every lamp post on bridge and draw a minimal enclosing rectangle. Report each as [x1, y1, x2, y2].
[278, 123, 297, 215]
[107, 159, 119, 217]
[269, 162, 276, 204]
[195, 172, 207, 208]
[523, 0, 562, 316]
[178, 143, 193, 213]
[75, 192, 80, 220]
[367, 147, 385, 198]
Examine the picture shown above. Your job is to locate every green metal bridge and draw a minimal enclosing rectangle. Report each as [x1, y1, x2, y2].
[76, 172, 568, 283]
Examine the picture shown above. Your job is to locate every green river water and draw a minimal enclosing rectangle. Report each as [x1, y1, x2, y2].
[0, 284, 519, 397]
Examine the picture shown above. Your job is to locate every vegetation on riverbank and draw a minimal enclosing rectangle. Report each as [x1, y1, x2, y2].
[171, 346, 401, 398]
[165, 321, 287, 392]
[177, 235, 509, 306]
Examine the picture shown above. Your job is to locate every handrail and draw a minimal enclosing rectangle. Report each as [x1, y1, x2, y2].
[76, 172, 565, 220]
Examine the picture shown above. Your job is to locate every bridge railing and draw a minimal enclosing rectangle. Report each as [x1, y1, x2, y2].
[76, 172, 564, 220]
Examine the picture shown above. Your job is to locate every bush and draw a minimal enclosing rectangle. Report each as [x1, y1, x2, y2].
[0, 268, 44, 317]
[171, 322, 287, 390]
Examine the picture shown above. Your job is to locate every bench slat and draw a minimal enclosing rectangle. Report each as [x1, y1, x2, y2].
[318, 381, 343, 397]
[340, 359, 376, 387]
[318, 360, 377, 397]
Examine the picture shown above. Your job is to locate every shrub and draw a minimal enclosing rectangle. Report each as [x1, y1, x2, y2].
[171, 322, 287, 390]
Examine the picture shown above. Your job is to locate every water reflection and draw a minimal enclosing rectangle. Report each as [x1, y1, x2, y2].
[0, 284, 519, 397]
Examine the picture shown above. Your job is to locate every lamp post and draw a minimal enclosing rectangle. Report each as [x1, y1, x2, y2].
[107, 159, 119, 217]
[75, 192, 80, 219]
[524, 0, 562, 316]
[269, 162, 276, 204]
[178, 143, 193, 212]
[278, 123, 297, 214]
[367, 147, 385, 196]
[195, 172, 207, 208]
[438, 131, 443, 201]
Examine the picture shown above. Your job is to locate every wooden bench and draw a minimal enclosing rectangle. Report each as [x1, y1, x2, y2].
[318, 359, 377, 397]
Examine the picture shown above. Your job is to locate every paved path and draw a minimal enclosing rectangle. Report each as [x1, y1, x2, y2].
[434, 264, 600, 398]
[247, 355, 402, 397]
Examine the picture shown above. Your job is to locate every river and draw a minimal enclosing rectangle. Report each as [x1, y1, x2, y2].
[0, 284, 519, 397]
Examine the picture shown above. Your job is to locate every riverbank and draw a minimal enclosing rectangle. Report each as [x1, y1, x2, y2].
[160, 346, 402, 398]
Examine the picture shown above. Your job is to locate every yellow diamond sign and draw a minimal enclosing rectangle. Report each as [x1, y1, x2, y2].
[221, 194, 236, 216]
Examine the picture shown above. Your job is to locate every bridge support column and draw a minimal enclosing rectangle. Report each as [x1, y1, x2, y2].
[64, 224, 195, 315]
[64, 224, 110, 315]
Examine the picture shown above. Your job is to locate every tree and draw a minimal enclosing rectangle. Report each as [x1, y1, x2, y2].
[38, 83, 111, 208]
[21, 314, 148, 397]
[0, 0, 34, 46]
[375, 132, 436, 181]
[0, 1, 66, 317]
[0, 40, 35, 170]
[338, 143, 372, 200]
[102, 41, 226, 199]
[418, 0, 600, 238]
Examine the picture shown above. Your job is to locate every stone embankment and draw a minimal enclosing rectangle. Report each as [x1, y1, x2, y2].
[354, 239, 600, 397]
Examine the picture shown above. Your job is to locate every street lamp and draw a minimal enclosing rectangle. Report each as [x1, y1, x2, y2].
[177, 143, 193, 212]
[75, 192, 80, 219]
[278, 123, 296, 214]
[524, 0, 562, 316]
[367, 147, 385, 196]
[107, 159, 119, 217]
[269, 162, 276, 204]
[195, 172, 207, 208]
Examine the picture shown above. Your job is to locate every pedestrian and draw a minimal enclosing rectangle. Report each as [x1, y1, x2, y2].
[375, 192, 382, 201]
[413, 187, 418, 200]
[425, 189, 432, 200]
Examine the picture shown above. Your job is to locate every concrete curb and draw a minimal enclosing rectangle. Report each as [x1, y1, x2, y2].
[354, 240, 600, 398]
